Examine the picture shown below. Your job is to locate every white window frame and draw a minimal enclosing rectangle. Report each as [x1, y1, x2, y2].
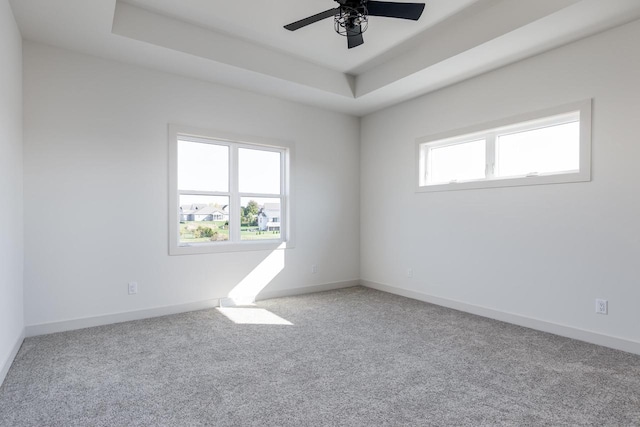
[169, 125, 295, 255]
[416, 100, 592, 193]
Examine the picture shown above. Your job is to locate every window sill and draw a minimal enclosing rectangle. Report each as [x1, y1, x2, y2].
[169, 240, 293, 256]
[416, 170, 590, 193]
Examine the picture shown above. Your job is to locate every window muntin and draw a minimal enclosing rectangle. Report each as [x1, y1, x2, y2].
[170, 126, 292, 255]
[417, 101, 591, 192]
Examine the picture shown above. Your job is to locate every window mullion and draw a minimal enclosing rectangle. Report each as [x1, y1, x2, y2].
[229, 145, 240, 242]
[486, 134, 496, 179]
[426, 147, 432, 185]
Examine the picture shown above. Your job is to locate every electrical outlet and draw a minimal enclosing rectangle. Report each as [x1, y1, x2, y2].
[407, 268, 413, 278]
[595, 298, 608, 315]
[128, 282, 138, 295]
[311, 264, 317, 274]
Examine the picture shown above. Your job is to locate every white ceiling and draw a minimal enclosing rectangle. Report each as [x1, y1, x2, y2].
[121, 0, 482, 73]
[10, 0, 640, 116]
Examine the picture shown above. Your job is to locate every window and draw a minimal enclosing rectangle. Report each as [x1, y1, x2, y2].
[417, 100, 591, 192]
[169, 126, 293, 255]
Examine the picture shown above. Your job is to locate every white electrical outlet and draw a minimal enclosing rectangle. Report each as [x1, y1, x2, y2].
[407, 268, 413, 278]
[128, 282, 138, 295]
[595, 298, 608, 314]
[311, 264, 317, 274]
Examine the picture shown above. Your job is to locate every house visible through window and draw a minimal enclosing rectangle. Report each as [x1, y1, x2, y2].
[416, 100, 591, 192]
[169, 126, 292, 255]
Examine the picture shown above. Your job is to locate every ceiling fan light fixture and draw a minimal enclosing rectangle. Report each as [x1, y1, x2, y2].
[334, 5, 368, 36]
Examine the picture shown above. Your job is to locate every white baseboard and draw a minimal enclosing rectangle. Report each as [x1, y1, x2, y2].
[24, 280, 360, 337]
[25, 299, 220, 337]
[361, 279, 640, 356]
[256, 280, 360, 301]
[1, 329, 25, 387]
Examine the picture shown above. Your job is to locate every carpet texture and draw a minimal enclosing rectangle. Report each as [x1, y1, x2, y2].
[1, 286, 639, 426]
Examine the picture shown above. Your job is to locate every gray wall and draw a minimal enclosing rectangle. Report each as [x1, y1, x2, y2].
[361, 19, 640, 345]
[22, 42, 360, 328]
[0, 0, 24, 383]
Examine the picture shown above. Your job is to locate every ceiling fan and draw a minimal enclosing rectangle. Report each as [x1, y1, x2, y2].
[284, 0, 426, 49]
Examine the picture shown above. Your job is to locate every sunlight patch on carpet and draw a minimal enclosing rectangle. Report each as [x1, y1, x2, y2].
[216, 307, 293, 325]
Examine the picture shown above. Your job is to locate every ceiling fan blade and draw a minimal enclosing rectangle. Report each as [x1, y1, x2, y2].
[366, 1, 425, 20]
[347, 25, 364, 49]
[284, 8, 340, 31]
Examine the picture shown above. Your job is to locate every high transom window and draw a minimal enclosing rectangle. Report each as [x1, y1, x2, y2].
[417, 100, 592, 192]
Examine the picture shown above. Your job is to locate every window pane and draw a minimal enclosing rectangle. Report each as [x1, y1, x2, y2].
[239, 148, 281, 194]
[496, 121, 579, 177]
[178, 140, 229, 192]
[428, 139, 486, 184]
[240, 197, 281, 241]
[179, 195, 229, 243]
